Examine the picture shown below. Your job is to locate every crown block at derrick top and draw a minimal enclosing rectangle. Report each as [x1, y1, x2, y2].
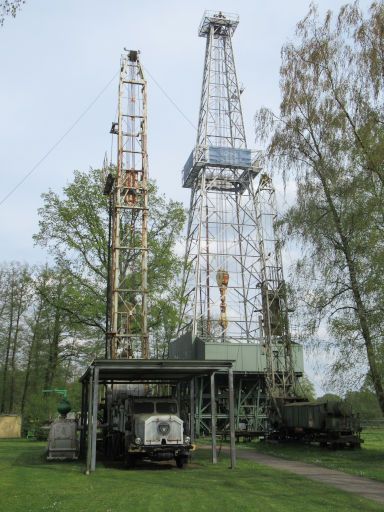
[198, 11, 239, 37]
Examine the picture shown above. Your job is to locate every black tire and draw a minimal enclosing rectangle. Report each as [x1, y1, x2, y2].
[176, 456, 187, 469]
[125, 453, 136, 469]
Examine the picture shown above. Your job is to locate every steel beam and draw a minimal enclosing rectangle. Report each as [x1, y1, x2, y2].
[210, 372, 217, 464]
[228, 367, 236, 468]
[85, 373, 93, 474]
[108, 52, 149, 360]
[79, 381, 87, 458]
[190, 377, 195, 443]
[90, 367, 99, 472]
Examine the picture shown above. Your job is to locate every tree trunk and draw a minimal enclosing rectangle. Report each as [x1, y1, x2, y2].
[318, 170, 384, 415]
[44, 282, 63, 389]
[0, 286, 14, 413]
[8, 296, 24, 412]
[21, 303, 43, 416]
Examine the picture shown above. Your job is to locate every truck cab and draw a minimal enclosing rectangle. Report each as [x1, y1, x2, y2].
[122, 397, 192, 468]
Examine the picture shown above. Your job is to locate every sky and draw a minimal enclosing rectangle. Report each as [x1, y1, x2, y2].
[0, 0, 373, 393]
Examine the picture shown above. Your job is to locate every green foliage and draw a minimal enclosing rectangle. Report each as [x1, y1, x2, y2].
[255, 1, 384, 412]
[345, 389, 382, 420]
[317, 393, 342, 402]
[0, 0, 25, 26]
[0, 262, 84, 420]
[0, 168, 185, 419]
[296, 374, 316, 401]
[315, 389, 381, 422]
[34, 167, 186, 355]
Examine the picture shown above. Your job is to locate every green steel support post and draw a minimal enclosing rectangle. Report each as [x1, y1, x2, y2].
[80, 381, 87, 458]
[256, 387, 261, 430]
[236, 378, 242, 429]
[197, 376, 203, 436]
[90, 366, 99, 472]
[210, 372, 217, 464]
[85, 372, 93, 475]
[228, 367, 236, 469]
[190, 377, 195, 442]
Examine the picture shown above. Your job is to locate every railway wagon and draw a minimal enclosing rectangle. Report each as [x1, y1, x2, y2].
[277, 400, 362, 448]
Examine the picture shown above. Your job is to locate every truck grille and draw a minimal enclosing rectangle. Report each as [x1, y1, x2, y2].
[144, 416, 183, 445]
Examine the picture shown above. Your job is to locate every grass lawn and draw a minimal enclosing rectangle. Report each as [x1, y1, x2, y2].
[246, 428, 384, 482]
[0, 439, 383, 512]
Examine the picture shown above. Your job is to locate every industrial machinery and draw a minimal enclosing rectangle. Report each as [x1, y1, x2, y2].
[271, 400, 362, 448]
[46, 397, 78, 460]
[109, 396, 192, 468]
[96, 50, 193, 469]
[105, 49, 149, 361]
[170, 10, 302, 435]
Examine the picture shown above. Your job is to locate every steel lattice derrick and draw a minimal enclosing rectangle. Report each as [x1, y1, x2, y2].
[255, 173, 296, 402]
[197, 12, 246, 150]
[178, 11, 298, 429]
[179, 11, 261, 342]
[108, 50, 149, 360]
[180, 169, 262, 342]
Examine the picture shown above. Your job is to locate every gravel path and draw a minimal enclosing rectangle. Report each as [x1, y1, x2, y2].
[237, 449, 384, 505]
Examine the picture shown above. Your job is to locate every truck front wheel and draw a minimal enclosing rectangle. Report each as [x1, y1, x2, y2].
[125, 453, 137, 469]
[176, 455, 188, 469]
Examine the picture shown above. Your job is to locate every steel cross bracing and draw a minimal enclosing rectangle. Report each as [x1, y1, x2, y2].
[179, 11, 262, 342]
[178, 12, 297, 407]
[255, 174, 296, 402]
[197, 11, 245, 150]
[180, 172, 263, 342]
[108, 50, 149, 360]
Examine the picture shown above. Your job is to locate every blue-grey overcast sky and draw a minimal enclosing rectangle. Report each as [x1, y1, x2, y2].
[0, 0, 371, 262]
[0, 0, 372, 392]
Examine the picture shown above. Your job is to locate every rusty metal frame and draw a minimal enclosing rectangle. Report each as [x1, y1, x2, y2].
[108, 50, 149, 360]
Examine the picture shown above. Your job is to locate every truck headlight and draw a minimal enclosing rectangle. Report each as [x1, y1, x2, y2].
[184, 436, 191, 444]
[135, 437, 142, 445]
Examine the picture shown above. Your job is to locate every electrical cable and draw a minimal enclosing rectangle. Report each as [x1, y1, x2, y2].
[142, 64, 197, 132]
[0, 70, 119, 207]
[1, 64, 195, 207]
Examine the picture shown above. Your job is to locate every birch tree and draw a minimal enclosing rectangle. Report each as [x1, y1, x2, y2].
[255, 2, 384, 413]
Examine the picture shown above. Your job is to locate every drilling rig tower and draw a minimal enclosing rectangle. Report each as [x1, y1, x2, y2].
[170, 11, 302, 434]
[106, 50, 149, 360]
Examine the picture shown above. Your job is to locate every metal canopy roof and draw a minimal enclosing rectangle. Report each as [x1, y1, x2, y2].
[80, 359, 234, 383]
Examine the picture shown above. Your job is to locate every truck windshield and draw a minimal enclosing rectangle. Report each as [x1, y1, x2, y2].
[156, 402, 178, 414]
[133, 402, 154, 413]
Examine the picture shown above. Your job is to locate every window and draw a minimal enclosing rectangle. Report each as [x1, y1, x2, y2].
[156, 402, 178, 414]
[133, 402, 154, 413]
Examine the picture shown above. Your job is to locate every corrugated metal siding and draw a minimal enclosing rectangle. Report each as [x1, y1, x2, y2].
[169, 334, 304, 374]
[202, 342, 265, 372]
[208, 146, 252, 167]
[182, 150, 194, 186]
[169, 332, 195, 359]
[292, 345, 304, 373]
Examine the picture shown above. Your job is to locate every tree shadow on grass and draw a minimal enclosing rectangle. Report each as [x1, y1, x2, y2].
[11, 448, 85, 474]
[10, 447, 202, 474]
[100, 453, 201, 472]
[100, 456, 176, 471]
